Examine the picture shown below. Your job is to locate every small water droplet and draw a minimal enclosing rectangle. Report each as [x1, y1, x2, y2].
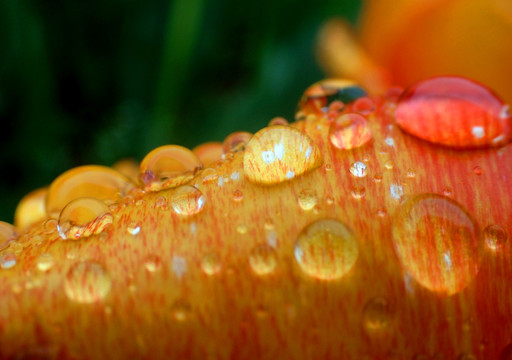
[373, 173, 383, 183]
[384, 160, 394, 170]
[392, 194, 480, 295]
[268, 117, 289, 126]
[362, 297, 393, 331]
[376, 208, 387, 217]
[484, 224, 508, 251]
[395, 76, 511, 148]
[351, 186, 366, 200]
[37, 253, 55, 272]
[243, 125, 323, 185]
[192, 142, 223, 168]
[135, 199, 145, 206]
[294, 219, 358, 280]
[329, 113, 373, 150]
[0, 252, 17, 269]
[64, 261, 111, 303]
[144, 254, 161, 272]
[406, 169, 416, 178]
[171, 299, 191, 321]
[326, 196, 334, 205]
[198, 251, 221, 276]
[349, 161, 368, 178]
[140, 145, 202, 190]
[155, 196, 168, 210]
[352, 97, 376, 115]
[127, 222, 141, 236]
[58, 197, 113, 240]
[43, 219, 58, 234]
[170, 185, 206, 216]
[233, 189, 244, 202]
[9, 241, 23, 254]
[236, 224, 248, 234]
[325, 164, 333, 171]
[297, 189, 318, 211]
[222, 131, 253, 154]
[473, 166, 483, 175]
[442, 187, 453, 197]
[249, 244, 277, 275]
[201, 168, 219, 183]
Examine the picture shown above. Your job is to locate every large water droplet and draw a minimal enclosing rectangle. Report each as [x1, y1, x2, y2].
[484, 224, 508, 251]
[294, 219, 358, 280]
[46, 165, 134, 217]
[58, 197, 113, 240]
[297, 189, 318, 211]
[14, 187, 47, 231]
[140, 145, 202, 191]
[329, 113, 373, 150]
[249, 244, 277, 275]
[0, 221, 18, 251]
[395, 76, 512, 148]
[170, 185, 206, 216]
[243, 125, 323, 185]
[64, 261, 111, 303]
[222, 131, 252, 154]
[362, 297, 393, 331]
[392, 194, 480, 295]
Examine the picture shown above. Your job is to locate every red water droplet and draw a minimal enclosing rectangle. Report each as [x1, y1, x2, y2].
[395, 76, 511, 148]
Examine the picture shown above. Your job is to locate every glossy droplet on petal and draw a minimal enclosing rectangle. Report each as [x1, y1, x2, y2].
[243, 125, 323, 185]
[64, 261, 111, 303]
[58, 197, 113, 240]
[171, 299, 191, 321]
[268, 117, 289, 126]
[192, 142, 223, 168]
[37, 253, 55, 272]
[127, 222, 141, 236]
[144, 254, 161, 273]
[298, 79, 367, 117]
[14, 187, 48, 230]
[222, 131, 252, 154]
[46, 165, 134, 217]
[395, 76, 512, 148]
[352, 96, 376, 115]
[170, 185, 206, 216]
[0, 252, 17, 269]
[349, 161, 368, 178]
[484, 224, 508, 251]
[329, 113, 373, 150]
[140, 145, 202, 190]
[0, 221, 18, 251]
[297, 189, 318, 211]
[294, 219, 358, 280]
[392, 194, 480, 295]
[201, 251, 222, 275]
[362, 297, 393, 331]
[249, 244, 277, 275]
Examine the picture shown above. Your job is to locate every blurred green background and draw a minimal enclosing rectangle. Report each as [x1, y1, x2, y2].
[0, 0, 361, 223]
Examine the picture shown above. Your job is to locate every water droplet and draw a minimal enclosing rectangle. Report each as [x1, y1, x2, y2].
[155, 196, 168, 210]
[389, 184, 404, 200]
[201, 251, 222, 275]
[58, 197, 113, 240]
[406, 169, 416, 178]
[249, 244, 277, 275]
[351, 186, 366, 200]
[236, 224, 248, 234]
[298, 79, 367, 117]
[362, 297, 393, 331]
[325, 164, 333, 171]
[140, 145, 202, 190]
[43, 219, 58, 234]
[329, 113, 373, 150]
[171, 299, 191, 321]
[268, 117, 289, 126]
[395, 76, 511, 148]
[349, 161, 368, 178]
[64, 261, 111, 303]
[37, 253, 55, 272]
[294, 219, 358, 280]
[264, 219, 275, 230]
[192, 142, 223, 168]
[222, 131, 253, 154]
[473, 166, 483, 175]
[384, 159, 394, 170]
[484, 224, 508, 251]
[385, 86, 404, 102]
[243, 125, 323, 185]
[170, 185, 206, 216]
[143, 254, 161, 272]
[233, 189, 244, 202]
[0, 221, 17, 251]
[127, 222, 141, 236]
[9, 241, 23, 254]
[373, 173, 383, 183]
[14, 187, 47, 231]
[392, 194, 480, 295]
[352, 97, 376, 115]
[135, 199, 145, 206]
[201, 168, 219, 183]
[376, 208, 387, 217]
[46, 165, 134, 217]
[0, 252, 17, 269]
[297, 189, 318, 211]
[442, 187, 453, 197]
[326, 196, 334, 205]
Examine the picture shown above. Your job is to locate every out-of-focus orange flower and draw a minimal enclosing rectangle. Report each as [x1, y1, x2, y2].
[319, 0, 512, 103]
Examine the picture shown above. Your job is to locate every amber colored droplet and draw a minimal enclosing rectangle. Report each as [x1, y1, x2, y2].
[14, 187, 48, 230]
[352, 96, 376, 115]
[268, 117, 289, 126]
[0, 252, 17, 269]
[473, 166, 483, 175]
[201, 168, 219, 183]
[233, 190, 244, 202]
[392, 194, 480, 295]
[171, 299, 191, 321]
[243, 125, 323, 185]
[0, 221, 18, 251]
[201, 251, 222, 275]
[249, 244, 277, 275]
[297, 79, 367, 118]
[294, 219, 358, 280]
[64, 261, 112, 303]
[46, 165, 134, 217]
[329, 113, 373, 150]
[170, 185, 206, 216]
[395, 76, 512, 148]
[192, 142, 223, 168]
[37, 253, 55, 272]
[140, 145, 202, 191]
[144, 254, 161, 273]
[297, 189, 318, 211]
[362, 297, 393, 331]
[484, 224, 508, 251]
[222, 131, 253, 154]
[58, 197, 113, 240]
[112, 158, 140, 183]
